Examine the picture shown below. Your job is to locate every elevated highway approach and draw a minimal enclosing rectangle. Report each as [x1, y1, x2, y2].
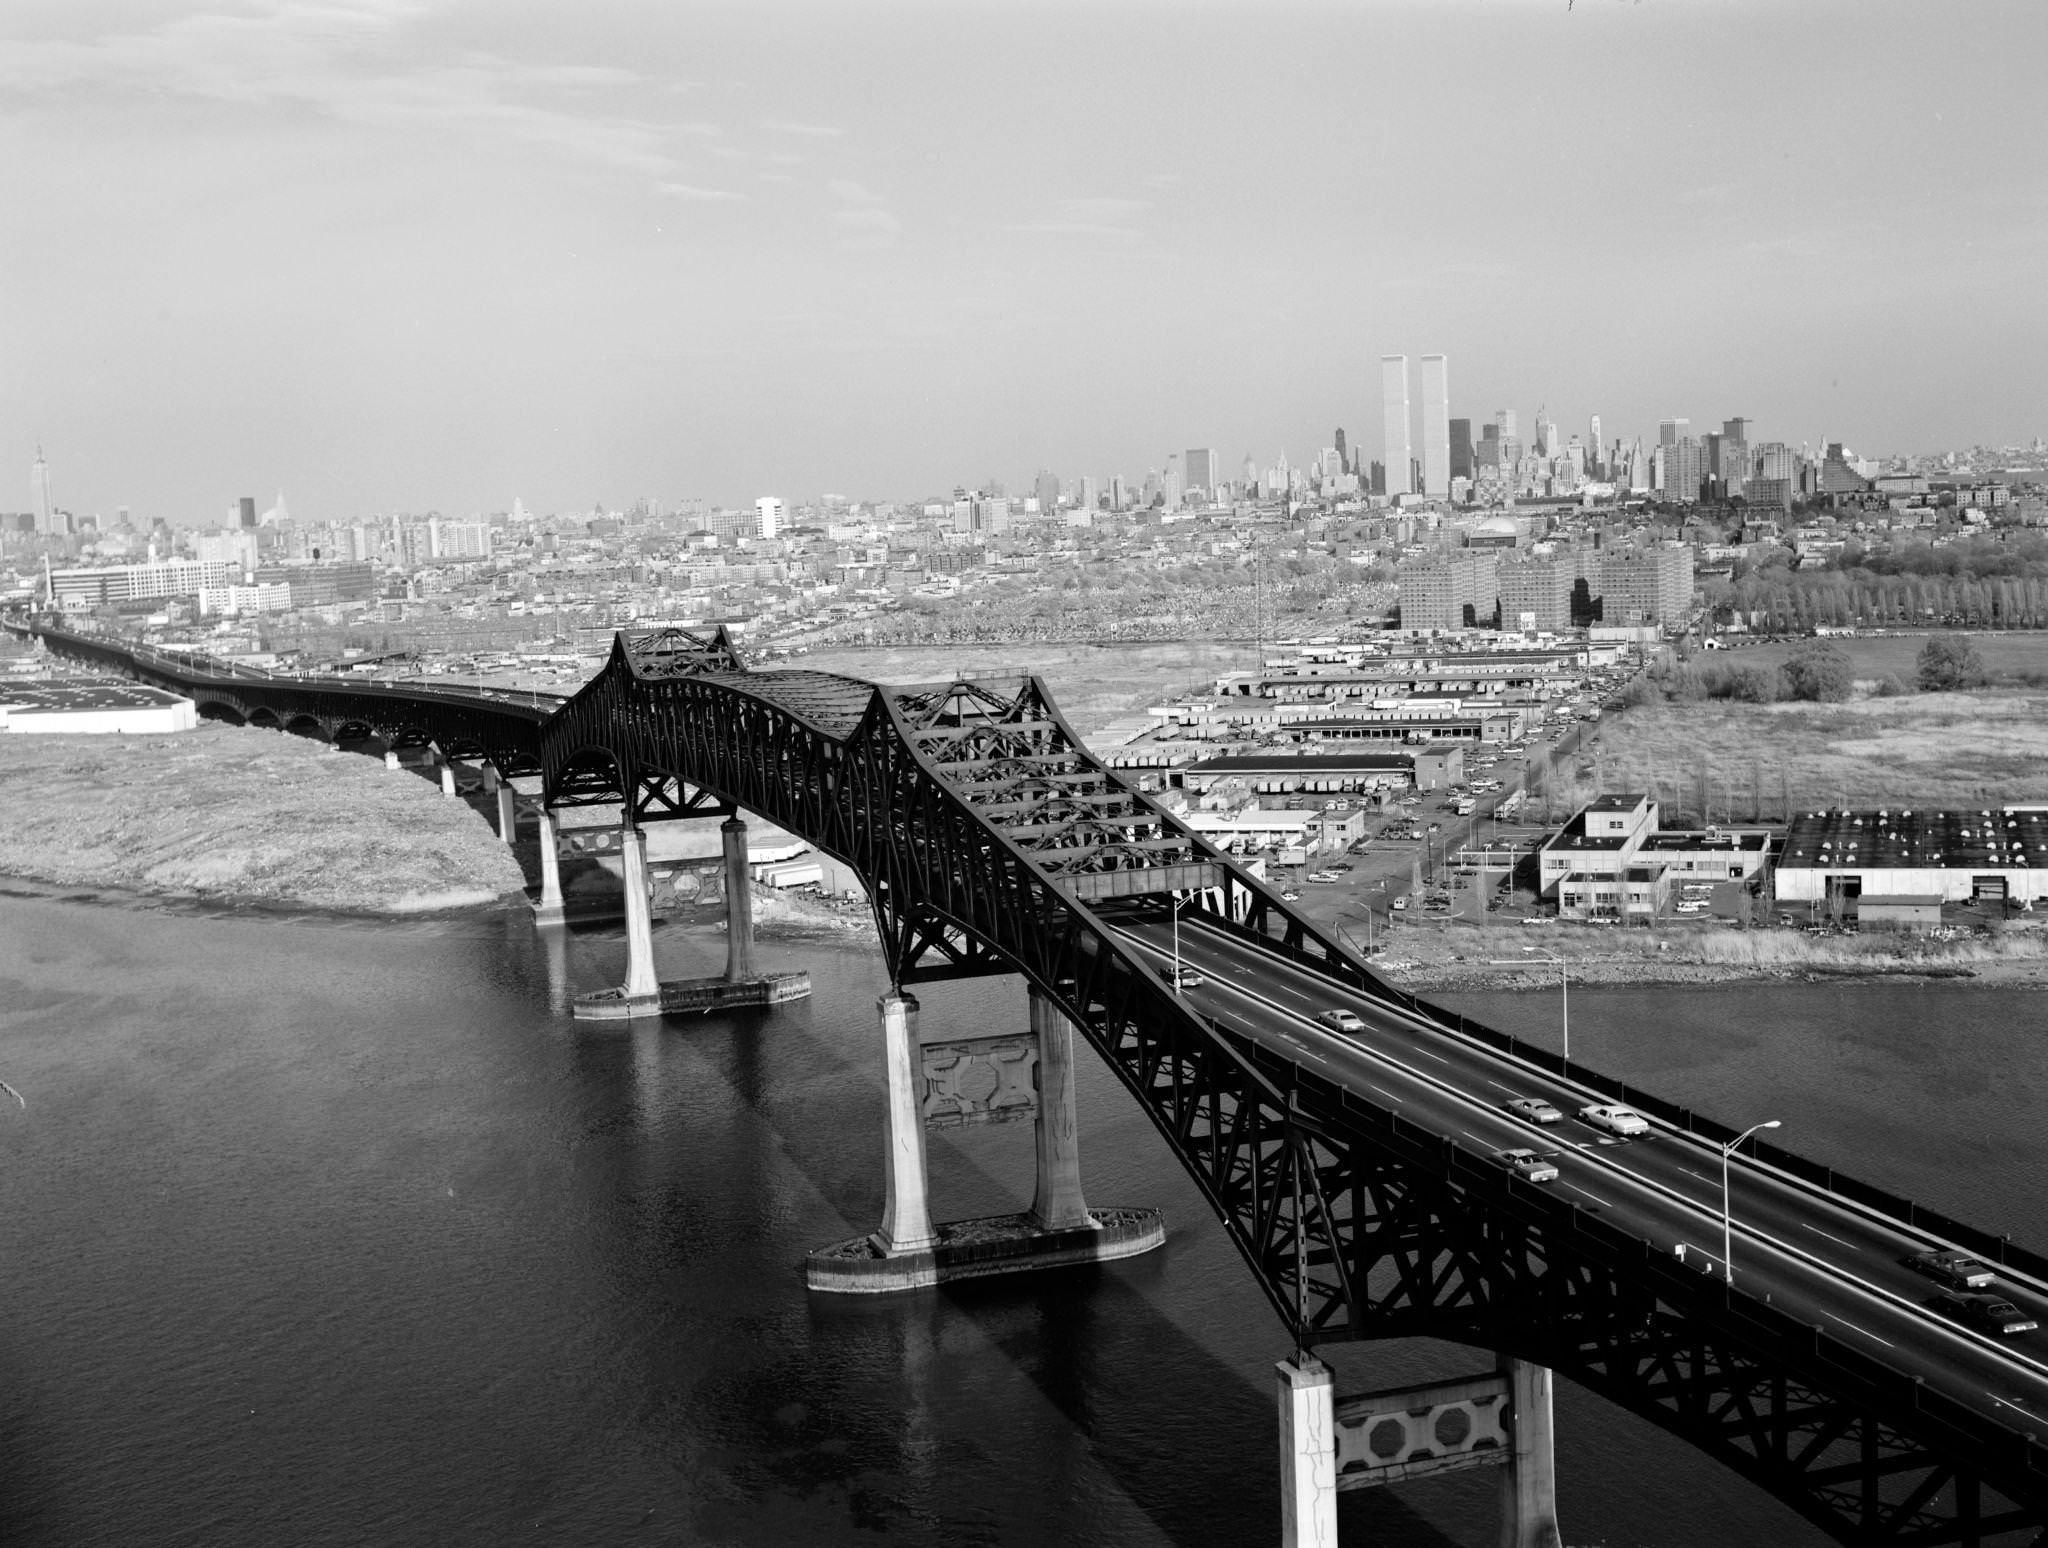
[12, 611, 2048, 1546]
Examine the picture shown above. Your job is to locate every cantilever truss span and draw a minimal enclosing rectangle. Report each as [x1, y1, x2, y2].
[24, 612, 2048, 1547]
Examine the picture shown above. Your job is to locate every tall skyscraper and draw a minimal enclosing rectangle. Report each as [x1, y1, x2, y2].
[1659, 417, 1689, 448]
[1380, 355, 1412, 498]
[238, 496, 258, 529]
[1185, 448, 1218, 496]
[31, 446, 55, 534]
[1588, 415, 1604, 477]
[1418, 354, 1450, 497]
[753, 496, 783, 538]
[1333, 428, 1348, 475]
[1449, 419, 1474, 482]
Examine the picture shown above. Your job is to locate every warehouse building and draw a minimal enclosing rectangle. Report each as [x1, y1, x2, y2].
[1775, 807, 2048, 907]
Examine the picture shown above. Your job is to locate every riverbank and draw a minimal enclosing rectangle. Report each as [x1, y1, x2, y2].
[0, 725, 528, 914]
[1369, 917, 2048, 992]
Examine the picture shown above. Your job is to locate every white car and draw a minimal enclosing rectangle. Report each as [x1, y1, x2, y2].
[1316, 1009, 1365, 1034]
[1578, 1104, 1650, 1137]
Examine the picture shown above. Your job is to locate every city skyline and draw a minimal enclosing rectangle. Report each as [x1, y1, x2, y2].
[5, 0, 2045, 520]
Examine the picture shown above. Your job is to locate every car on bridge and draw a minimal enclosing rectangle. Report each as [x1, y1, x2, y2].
[1315, 1009, 1365, 1034]
[1489, 1148, 1560, 1184]
[1904, 1250, 1996, 1290]
[1502, 1096, 1565, 1125]
[1578, 1103, 1651, 1137]
[1158, 965, 1206, 992]
[1928, 1291, 2038, 1337]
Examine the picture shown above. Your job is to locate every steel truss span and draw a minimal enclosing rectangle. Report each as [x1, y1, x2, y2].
[22, 613, 2048, 1546]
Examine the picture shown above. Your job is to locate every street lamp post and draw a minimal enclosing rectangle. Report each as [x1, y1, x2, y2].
[1171, 892, 1187, 990]
[1720, 1119, 1782, 1286]
[1526, 945, 1568, 1062]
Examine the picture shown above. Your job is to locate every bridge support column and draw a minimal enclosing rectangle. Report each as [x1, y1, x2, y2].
[722, 816, 755, 982]
[491, 770, 517, 843]
[1278, 1356, 1339, 1548]
[619, 823, 660, 1002]
[1498, 1359, 1563, 1548]
[438, 758, 458, 799]
[1028, 988, 1091, 1232]
[384, 750, 401, 772]
[805, 981, 1163, 1293]
[532, 807, 566, 925]
[873, 991, 937, 1256]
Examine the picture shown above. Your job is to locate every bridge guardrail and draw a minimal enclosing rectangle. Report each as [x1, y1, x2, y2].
[1192, 894, 2048, 1287]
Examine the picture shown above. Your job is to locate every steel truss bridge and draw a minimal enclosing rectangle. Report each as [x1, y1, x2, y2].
[16, 615, 2048, 1547]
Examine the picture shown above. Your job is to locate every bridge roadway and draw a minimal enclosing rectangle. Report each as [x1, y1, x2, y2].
[1117, 913, 2048, 1434]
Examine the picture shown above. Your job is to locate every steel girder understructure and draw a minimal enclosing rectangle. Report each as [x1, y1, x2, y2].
[25, 614, 2048, 1545]
[21, 624, 555, 777]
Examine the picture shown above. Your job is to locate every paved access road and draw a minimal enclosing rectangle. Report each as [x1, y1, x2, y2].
[1119, 914, 2048, 1433]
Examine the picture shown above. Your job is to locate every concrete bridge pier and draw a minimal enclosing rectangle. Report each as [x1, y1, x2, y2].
[722, 816, 755, 982]
[1275, 1354, 1562, 1548]
[489, 768, 518, 844]
[873, 991, 936, 1254]
[1028, 987, 1091, 1232]
[531, 806, 566, 926]
[619, 823, 661, 1003]
[1497, 1358, 1563, 1548]
[569, 811, 810, 1022]
[384, 749, 402, 772]
[804, 983, 1163, 1292]
[436, 750, 458, 799]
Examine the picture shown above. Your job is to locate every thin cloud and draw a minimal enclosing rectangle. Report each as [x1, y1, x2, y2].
[762, 117, 846, 138]
[833, 206, 901, 252]
[660, 182, 746, 203]
[0, 3, 718, 188]
[1005, 196, 1152, 242]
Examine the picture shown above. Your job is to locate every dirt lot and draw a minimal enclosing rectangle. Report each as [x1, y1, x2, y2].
[1572, 690, 2048, 822]
[0, 725, 527, 911]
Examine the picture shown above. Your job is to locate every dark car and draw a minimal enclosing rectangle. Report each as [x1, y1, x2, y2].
[1903, 1250, 1995, 1290]
[1502, 1095, 1565, 1125]
[1929, 1291, 2037, 1336]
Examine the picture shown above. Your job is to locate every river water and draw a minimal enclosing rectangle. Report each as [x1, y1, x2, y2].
[1, 891, 2044, 1547]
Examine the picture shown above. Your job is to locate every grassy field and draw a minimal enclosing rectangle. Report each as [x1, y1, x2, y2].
[796, 639, 1257, 738]
[1704, 631, 2048, 685]
[0, 725, 527, 911]
[1561, 690, 2048, 822]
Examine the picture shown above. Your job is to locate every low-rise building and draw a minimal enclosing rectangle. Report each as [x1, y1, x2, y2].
[1776, 807, 2048, 907]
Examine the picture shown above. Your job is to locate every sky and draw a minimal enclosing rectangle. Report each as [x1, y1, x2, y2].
[4, 0, 2045, 524]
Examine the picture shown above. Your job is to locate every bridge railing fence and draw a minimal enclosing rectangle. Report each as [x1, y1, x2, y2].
[1193, 889, 2048, 1284]
[1426, 1000, 2048, 1280]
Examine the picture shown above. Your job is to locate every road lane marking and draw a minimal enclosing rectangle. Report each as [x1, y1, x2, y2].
[1118, 921, 2048, 1386]
[1802, 1223, 1856, 1250]
[1485, 1080, 1519, 1094]
[1990, 1392, 2036, 1413]
[1567, 1183, 1614, 1209]
[1416, 1048, 1450, 1063]
[1823, 1311, 1895, 1348]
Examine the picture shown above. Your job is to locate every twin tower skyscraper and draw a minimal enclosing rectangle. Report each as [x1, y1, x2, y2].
[1380, 353, 1450, 499]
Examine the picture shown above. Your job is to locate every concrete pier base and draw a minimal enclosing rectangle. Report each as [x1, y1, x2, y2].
[439, 760, 458, 798]
[572, 970, 812, 1022]
[384, 750, 401, 772]
[569, 822, 664, 1015]
[804, 1206, 1164, 1293]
